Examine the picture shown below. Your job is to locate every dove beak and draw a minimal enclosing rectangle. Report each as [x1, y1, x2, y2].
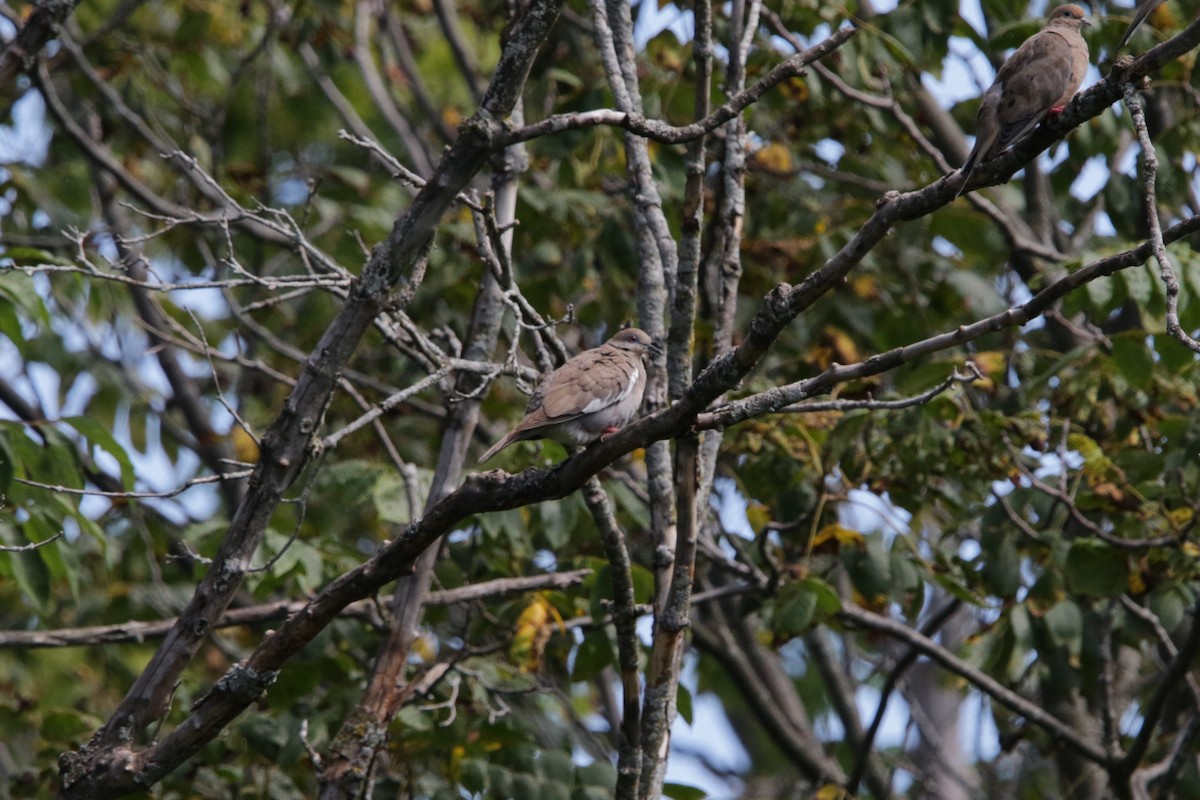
[1081, 17, 1092, 27]
[648, 341, 665, 358]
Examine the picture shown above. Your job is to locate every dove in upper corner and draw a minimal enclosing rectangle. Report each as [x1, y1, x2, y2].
[478, 327, 662, 463]
[955, 4, 1092, 198]
[1116, 0, 1165, 52]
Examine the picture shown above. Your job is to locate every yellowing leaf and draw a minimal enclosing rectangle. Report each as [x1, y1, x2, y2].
[814, 784, 848, 800]
[1092, 482, 1126, 505]
[1067, 432, 1116, 481]
[849, 275, 878, 299]
[750, 142, 793, 175]
[825, 326, 860, 365]
[412, 633, 437, 664]
[970, 351, 1007, 378]
[781, 77, 809, 102]
[510, 595, 565, 672]
[1168, 507, 1194, 529]
[746, 502, 772, 533]
[812, 523, 864, 550]
[231, 425, 259, 464]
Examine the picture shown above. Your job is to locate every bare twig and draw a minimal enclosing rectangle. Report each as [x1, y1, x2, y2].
[0, 530, 64, 552]
[503, 26, 858, 146]
[0, 570, 592, 649]
[838, 603, 1110, 765]
[14, 471, 252, 500]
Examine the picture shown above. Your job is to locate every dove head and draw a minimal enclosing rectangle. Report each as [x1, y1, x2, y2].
[1047, 4, 1091, 30]
[609, 327, 663, 357]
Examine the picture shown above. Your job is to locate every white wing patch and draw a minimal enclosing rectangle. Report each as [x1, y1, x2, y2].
[580, 366, 639, 414]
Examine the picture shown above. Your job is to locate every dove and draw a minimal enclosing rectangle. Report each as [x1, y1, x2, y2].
[1116, 1, 1165, 51]
[478, 327, 662, 463]
[955, 4, 1092, 198]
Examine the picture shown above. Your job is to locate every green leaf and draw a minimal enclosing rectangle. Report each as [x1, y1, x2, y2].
[63, 416, 136, 490]
[1065, 540, 1129, 598]
[843, 537, 891, 601]
[981, 530, 1021, 598]
[570, 630, 612, 682]
[0, 435, 14, 493]
[676, 682, 693, 726]
[541, 780, 572, 800]
[2, 246, 74, 266]
[1148, 583, 1193, 633]
[41, 707, 100, 740]
[460, 759, 489, 793]
[3, 537, 51, 612]
[572, 787, 614, 800]
[488, 765, 514, 797]
[1120, 263, 1154, 306]
[768, 576, 841, 637]
[1085, 273, 1115, 309]
[539, 496, 578, 550]
[537, 751, 574, 783]
[1110, 335, 1153, 389]
[1042, 600, 1084, 659]
[545, 67, 585, 90]
[662, 783, 708, 800]
[630, 563, 655, 606]
[372, 471, 415, 525]
[512, 773, 540, 798]
[575, 760, 617, 789]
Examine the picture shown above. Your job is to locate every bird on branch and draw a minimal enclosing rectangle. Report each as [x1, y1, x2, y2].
[479, 327, 662, 463]
[956, 4, 1092, 198]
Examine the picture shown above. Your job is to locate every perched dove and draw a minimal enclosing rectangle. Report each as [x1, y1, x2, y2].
[478, 327, 662, 463]
[1116, 0, 1165, 51]
[956, 4, 1092, 198]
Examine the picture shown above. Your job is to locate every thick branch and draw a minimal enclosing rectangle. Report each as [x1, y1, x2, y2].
[57, 1, 566, 794]
[581, 477, 643, 799]
[697, 215, 1200, 431]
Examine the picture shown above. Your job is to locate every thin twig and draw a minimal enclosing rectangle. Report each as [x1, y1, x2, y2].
[1122, 82, 1200, 354]
[0, 530, 64, 552]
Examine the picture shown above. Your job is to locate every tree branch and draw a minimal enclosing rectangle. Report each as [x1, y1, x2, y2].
[0, 570, 591, 649]
[838, 604, 1110, 764]
[58, 1, 567, 793]
[0, 0, 80, 93]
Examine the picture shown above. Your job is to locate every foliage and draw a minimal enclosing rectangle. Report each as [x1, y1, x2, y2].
[1, 0, 1200, 798]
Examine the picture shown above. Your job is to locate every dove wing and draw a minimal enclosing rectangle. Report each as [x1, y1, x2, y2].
[506, 346, 640, 437]
[993, 30, 1084, 152]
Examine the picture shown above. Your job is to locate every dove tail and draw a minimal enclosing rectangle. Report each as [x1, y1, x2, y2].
[956, 147, 982, 198]
[478, 432, 518, 464]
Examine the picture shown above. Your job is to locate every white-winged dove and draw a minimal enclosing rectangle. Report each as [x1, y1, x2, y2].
[478, 327, 662, 463]
[956, 4, 1092, 198]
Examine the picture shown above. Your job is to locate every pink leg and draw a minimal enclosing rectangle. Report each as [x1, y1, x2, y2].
[1048, 105, 1065, 115]
[598, 426, 621, 441]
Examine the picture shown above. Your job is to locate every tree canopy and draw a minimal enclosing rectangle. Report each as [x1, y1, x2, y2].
[2, 0, 1200, 798]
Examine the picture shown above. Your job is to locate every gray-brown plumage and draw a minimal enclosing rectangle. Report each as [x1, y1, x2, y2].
[478, 327, 661, 463]
[1116, 1, 1164, 51]
[956, 4, 1092, 198]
